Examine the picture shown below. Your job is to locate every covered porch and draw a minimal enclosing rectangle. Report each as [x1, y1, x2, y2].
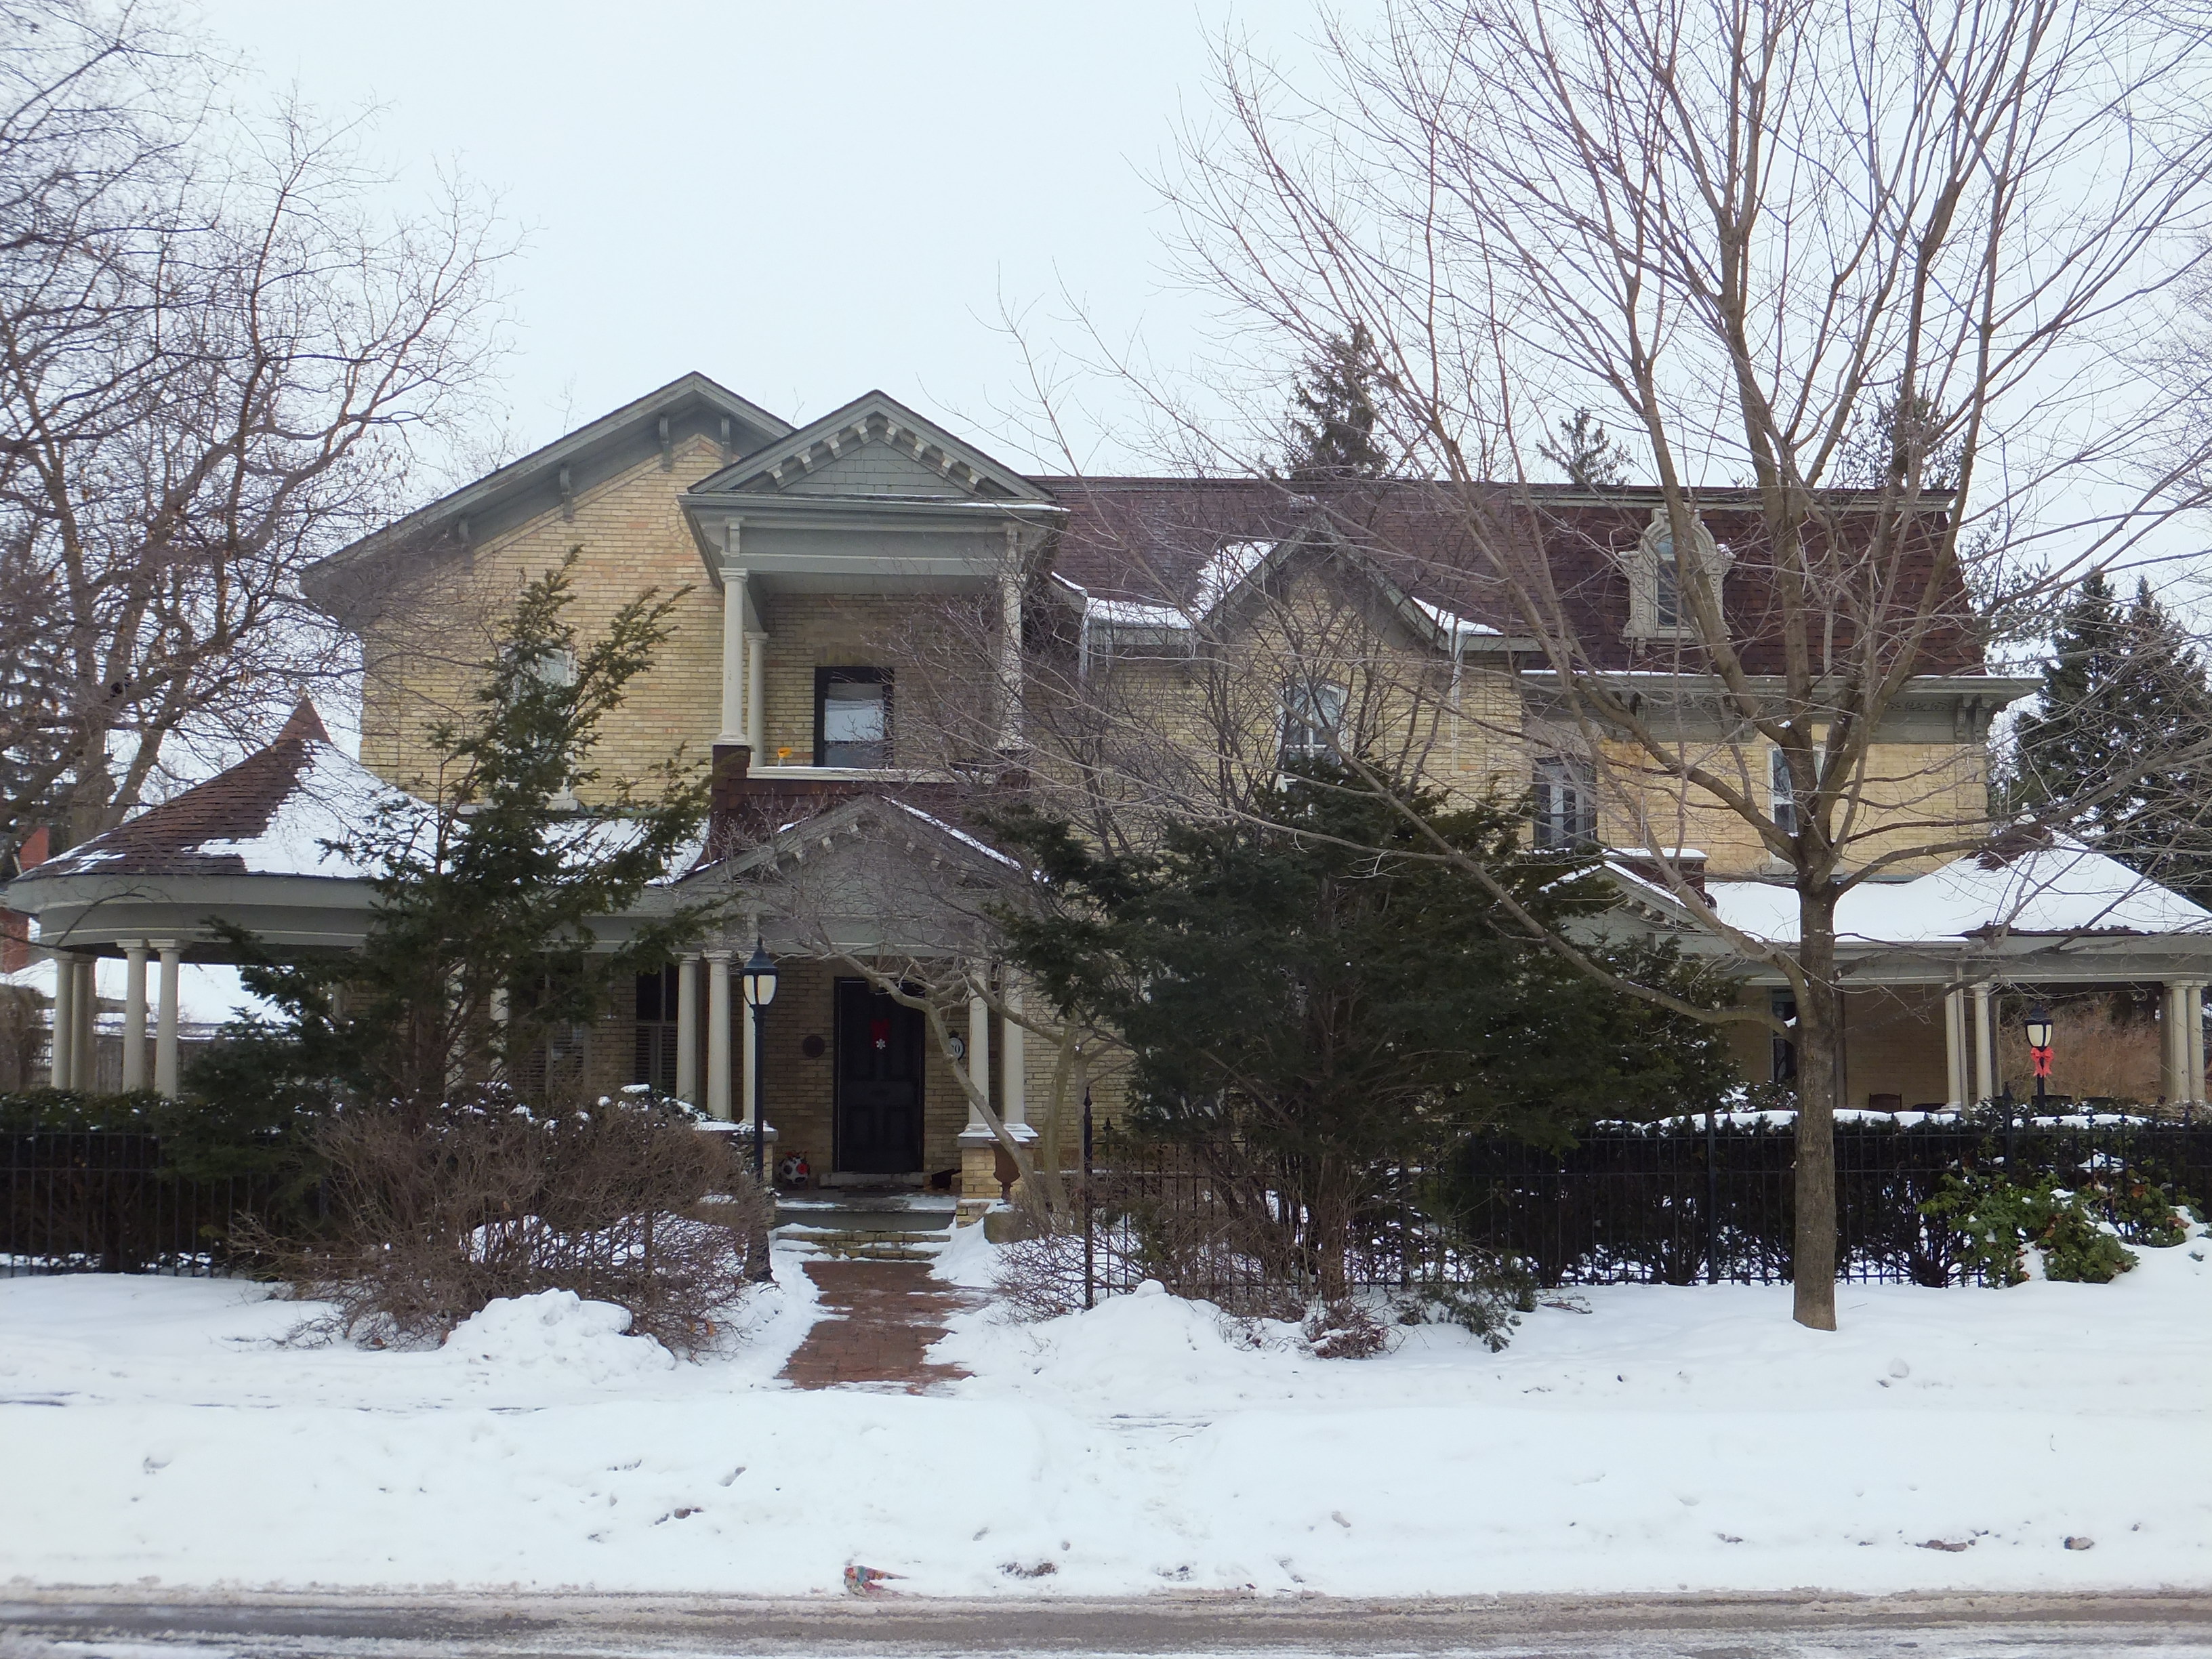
[1689, 839, 2212, 1110]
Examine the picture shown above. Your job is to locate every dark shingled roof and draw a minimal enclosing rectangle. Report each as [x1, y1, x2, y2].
[1034, 476, 1980, 676]
[22, 701, 361, 881]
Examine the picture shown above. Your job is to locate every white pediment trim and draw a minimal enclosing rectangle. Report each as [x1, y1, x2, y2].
[687, 391, 1057, 506]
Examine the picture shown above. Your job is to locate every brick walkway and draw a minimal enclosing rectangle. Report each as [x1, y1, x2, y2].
[779, 1258, 981, 1392]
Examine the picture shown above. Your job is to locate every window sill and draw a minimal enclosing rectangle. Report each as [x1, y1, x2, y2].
[747, 764, 949, 783]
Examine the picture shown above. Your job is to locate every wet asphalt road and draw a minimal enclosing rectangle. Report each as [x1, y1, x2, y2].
[7, 1590, 2212, 1658]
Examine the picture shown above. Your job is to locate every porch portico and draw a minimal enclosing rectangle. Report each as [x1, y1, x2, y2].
[1654, 839, 2212, 1109]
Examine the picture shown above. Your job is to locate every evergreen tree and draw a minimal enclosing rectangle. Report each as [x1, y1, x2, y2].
[2010, 571, 2212, 901]
[1284, 325, 1393, 481]
[205, 553, 714, 1112]
[1538, 409, 1631, 487]
[987, 766, 1736, 1297]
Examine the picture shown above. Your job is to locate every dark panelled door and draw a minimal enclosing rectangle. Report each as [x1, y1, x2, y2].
[834, 979, 924, 1174]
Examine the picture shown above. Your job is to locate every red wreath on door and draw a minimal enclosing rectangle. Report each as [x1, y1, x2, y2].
[870, 1017, 891, 1052]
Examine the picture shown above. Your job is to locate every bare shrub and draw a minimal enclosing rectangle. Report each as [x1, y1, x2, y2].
[990, 1225, 1092, 1324]
[257, 1089, 770, 1355]
[1303, 1299, 1393, 1359]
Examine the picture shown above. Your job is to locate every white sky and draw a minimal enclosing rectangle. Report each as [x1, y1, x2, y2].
[197, 0, 1332, 476]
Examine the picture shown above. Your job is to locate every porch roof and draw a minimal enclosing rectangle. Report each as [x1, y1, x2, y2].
[1603, 839, 2212, 987]
[1704, 842, 2212, 948]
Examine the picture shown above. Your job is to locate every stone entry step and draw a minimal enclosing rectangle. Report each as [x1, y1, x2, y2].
[775, 1193, 958, 1261]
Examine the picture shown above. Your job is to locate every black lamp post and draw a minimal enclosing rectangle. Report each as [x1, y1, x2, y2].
[739, 937, 777, 1283]
[739, 937, 777, 1190]
[2024, 1002, 2055, 1118]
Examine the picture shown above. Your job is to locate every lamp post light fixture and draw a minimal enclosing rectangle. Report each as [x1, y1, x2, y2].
[738, 937, 777, 1283]
[2024, 1002, 2055, 1118]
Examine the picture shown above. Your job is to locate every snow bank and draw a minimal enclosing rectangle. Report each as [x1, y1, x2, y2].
[4, 1234, 2212, 1597]
[441, 1291, 677, 1386]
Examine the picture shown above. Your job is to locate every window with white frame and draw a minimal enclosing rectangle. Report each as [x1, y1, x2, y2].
[1279, 680, 1347, 766]
[1622, 508, 1732, 638]
[1532, 755, 1598, 848]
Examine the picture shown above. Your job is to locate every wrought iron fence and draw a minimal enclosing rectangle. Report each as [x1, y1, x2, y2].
[2, 1130, 271, 1277]
[1076, 1108, 2212, 1307]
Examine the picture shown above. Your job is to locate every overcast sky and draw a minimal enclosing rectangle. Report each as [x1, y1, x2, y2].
[197, 0, 1330, 476]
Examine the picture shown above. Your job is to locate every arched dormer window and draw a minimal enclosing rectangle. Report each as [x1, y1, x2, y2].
[1622, 507, 1732, 640]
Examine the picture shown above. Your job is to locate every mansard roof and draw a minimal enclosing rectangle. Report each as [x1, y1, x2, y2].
[1035, 476, 1987, 676]
[302, 373, 792, 621]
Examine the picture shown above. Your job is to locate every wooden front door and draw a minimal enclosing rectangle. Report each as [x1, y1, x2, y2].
[834, 979, 925, 1174]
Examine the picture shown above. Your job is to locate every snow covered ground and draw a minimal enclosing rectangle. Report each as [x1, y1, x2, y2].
[5, 1225, 2212, 1599]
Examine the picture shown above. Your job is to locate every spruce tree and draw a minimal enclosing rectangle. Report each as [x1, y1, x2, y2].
[1284, 325, 1393, 481]
[986, 766, 1736, 1303]
[1538, 409, 1631, 488]
[209, 553, 714, 1112]
[2011, 571, 2212, 901]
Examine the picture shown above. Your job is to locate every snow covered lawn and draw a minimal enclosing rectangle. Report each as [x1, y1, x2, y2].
[5, 1225, 2212, 1598]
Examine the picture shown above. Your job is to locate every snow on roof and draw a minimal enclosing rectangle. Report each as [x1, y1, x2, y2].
[1192, 539, 1273, 617]
[888, 800, 1022, 869]
[189, 739, 408, 878]
[1087, 596, 1192, 629]
[1704, 842, 2212, 947]
[1412, 596, 1503, 639]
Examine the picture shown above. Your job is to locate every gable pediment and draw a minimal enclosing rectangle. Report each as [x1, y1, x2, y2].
[688, 391, 1054, 508]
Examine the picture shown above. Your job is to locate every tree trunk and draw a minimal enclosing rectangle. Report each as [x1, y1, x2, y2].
[1791, 895, 1841, 1330]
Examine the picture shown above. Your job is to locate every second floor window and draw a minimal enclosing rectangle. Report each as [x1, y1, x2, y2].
[1770, 745, 1811, 836]
[816, 668, 891, 767]
[1279, 680, 1347, 766]
[1532, 756, 1598, 848]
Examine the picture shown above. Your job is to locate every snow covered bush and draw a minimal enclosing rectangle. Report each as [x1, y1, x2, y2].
[255, 1088, 771, 1354]
[1922, 1170, 2140, 1285]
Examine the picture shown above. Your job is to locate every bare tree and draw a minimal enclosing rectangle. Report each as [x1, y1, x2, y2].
[1020, 0, 2212, 1330]
[0, 1, 510, 856]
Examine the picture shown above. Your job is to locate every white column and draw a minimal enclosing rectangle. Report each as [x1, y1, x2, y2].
[2188, 981, 2207, 1108]
[966, 991, 992, 1132]
[48, 951, 75, 1088]
[998, 533, 1023, 753]
[154, 940, 182, 1097]
[1970, 981, 1994, 1107]
[719, 566, 747, 745]
[745, 632, 767, 756]
[674, 956, 700, 1104]
[1002, 981, 1027, 1128]
[705, 950, 732, 1122]
[1942, 985, 1968, 1109]
[121, 942, 148, 1092]
[2163, 983, 2184, 1103]
[73, 957, 96, 1090]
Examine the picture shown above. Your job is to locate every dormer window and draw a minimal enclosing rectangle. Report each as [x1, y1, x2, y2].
[815, 668, 891, 767]
[1624, 508, 1730, 639]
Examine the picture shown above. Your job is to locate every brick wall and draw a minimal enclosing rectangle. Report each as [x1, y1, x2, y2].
[360, 436, 724, 798]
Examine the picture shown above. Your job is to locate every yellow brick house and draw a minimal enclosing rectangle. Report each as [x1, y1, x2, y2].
[16, 372, 2212, 1206]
